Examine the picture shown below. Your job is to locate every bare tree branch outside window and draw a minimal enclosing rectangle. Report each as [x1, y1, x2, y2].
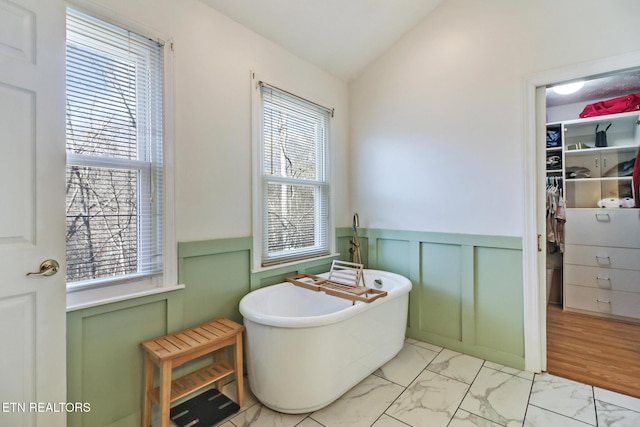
[66, 8, 163, 287]
[66, 45, 139, 282]
[260, 86, 329, 266]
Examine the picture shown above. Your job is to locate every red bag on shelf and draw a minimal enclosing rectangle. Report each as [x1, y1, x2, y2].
[579, 92, 640, 118]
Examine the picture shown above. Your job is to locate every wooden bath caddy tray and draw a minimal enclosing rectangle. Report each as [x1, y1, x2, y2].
[286, 261, 387, 303]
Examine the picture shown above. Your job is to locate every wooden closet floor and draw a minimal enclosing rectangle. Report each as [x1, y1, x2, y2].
[547, 304, 640, 399]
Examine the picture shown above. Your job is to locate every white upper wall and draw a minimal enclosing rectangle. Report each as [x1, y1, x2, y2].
[71, 0, 350, 243]
[349, 0, 640, 236]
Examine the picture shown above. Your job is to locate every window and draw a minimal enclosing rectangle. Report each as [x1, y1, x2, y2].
[65, 8, 164, 289]
[257, 82, 332, 266]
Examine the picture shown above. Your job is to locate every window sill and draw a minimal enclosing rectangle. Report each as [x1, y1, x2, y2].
[251, 252, 341, 274]
[66, 281, 185, 312]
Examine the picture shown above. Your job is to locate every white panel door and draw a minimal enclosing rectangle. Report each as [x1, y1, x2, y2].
[0, 0, 66, 426]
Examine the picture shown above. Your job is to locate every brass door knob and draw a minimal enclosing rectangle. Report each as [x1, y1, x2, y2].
[26, 259, 60, 277]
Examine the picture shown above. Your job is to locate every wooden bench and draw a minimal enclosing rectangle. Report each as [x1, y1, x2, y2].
[140, 318, 245, 427]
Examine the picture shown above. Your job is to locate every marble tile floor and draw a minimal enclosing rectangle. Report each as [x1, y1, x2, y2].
[215, 338, 640, 427]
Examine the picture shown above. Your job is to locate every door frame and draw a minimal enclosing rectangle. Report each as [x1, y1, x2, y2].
[522, 50, 640, 373]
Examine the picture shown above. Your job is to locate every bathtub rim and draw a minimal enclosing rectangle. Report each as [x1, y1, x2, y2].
[239, 269, 411, 329]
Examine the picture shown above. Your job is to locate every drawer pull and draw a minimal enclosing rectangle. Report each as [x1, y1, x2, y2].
[595, 256, 611, 264]
[596, 276, 611, 288]
[596, 299, 611, 304]
[595, 213, 611, 222]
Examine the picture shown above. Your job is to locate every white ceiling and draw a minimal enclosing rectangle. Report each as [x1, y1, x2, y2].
[200, 0, 446, 81]
[201, 1, 640, 97]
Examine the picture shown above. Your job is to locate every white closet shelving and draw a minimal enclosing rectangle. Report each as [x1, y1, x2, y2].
[551, 111, 640, 321]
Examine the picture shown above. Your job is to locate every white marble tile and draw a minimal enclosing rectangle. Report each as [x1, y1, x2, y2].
[459, 366, 532, 427]
[371, 414, 412, 427]
[524, 405, 593, 427]
[405, 337, 443, 353]
[151, 411, 178, 427]
[449, 409, 503, 427]
[221, 346, 640, 427]
[596, 400, 640, 427]
[295, 417, 324, 427]
[374, 342, 438, 386]
[483, 361, 535, 381]
[427, 348, 484, 384]
[229, 403, 308, 427]
[595, 387, 640, 413]
[386, 369, 469, 427]
[528, 373, 596, 425]
[222, 378, 259, 411]
[152, 418, 178, 427]
[310, 374, 404, 427]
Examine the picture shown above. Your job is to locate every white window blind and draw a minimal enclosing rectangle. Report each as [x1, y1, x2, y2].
[260, 83, 331, 266]
[65, 7, 163, 287]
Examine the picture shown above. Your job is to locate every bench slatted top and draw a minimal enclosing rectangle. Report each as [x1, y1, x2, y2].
[141, 318, 245, 363]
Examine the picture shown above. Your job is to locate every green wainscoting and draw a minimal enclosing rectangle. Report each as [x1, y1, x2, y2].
[359, 229, 524, 369]
[177, 236, 253, 326]
[66, 290, 184, 427]
[66, 228, 523, 426]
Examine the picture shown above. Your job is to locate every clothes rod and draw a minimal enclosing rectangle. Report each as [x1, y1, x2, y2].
[258, 81, 335, 118]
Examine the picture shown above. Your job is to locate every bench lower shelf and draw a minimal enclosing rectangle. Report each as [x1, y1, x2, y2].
[148, 360, 234, 404]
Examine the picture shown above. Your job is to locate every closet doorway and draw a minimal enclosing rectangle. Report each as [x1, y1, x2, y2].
[542, 68, 640, 398]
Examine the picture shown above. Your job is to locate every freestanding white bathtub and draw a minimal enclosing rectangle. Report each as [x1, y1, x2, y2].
[239, 269, 412, 414]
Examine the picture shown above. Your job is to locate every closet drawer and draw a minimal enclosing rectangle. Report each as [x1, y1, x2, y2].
[564, 244, 640, 270]
[565, 208, 640, 248]
[564, 265, 640, 294]
[565, 285, 640, 319]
